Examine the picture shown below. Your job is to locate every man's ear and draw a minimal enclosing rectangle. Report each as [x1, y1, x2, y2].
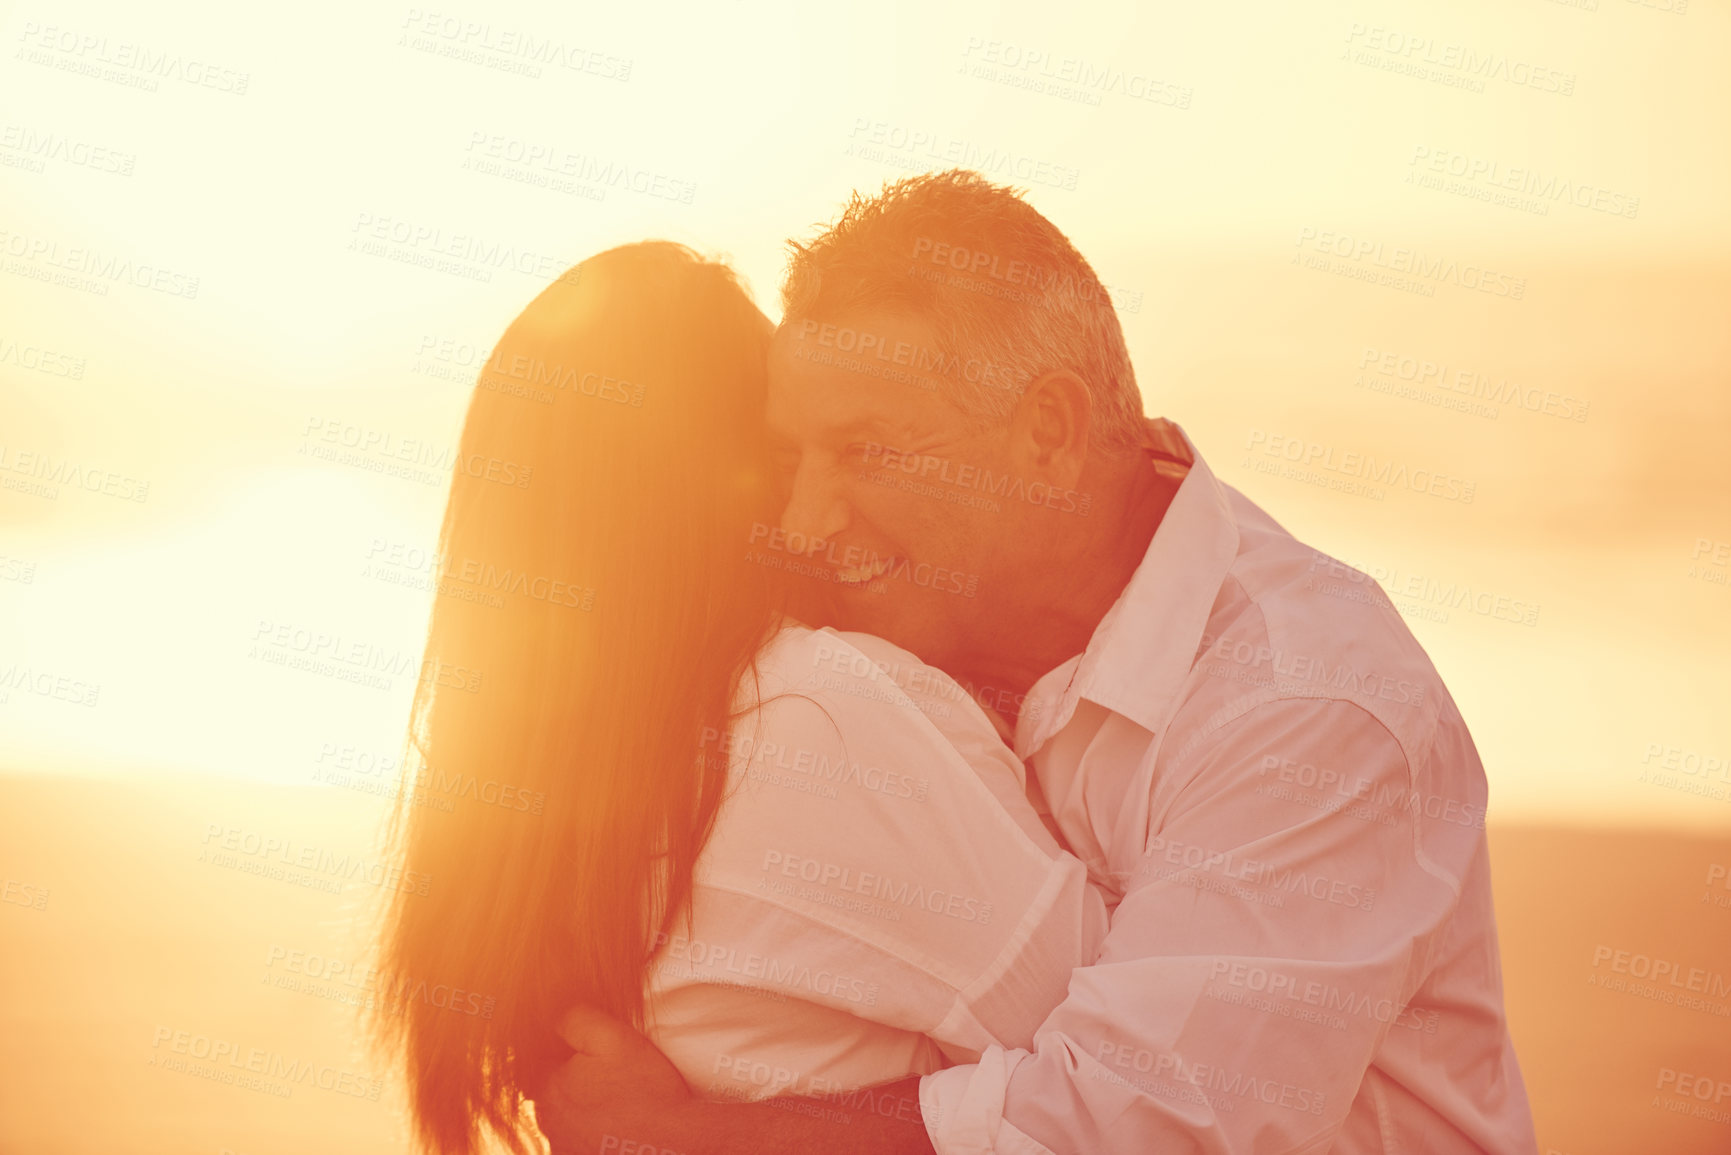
[1011, 370, 1092, 484]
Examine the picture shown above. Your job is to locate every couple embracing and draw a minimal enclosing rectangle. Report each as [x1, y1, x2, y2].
[374, 170, 1537, 1155]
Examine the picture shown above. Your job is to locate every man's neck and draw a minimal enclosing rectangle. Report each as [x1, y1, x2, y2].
[954, 449, 1184, 722]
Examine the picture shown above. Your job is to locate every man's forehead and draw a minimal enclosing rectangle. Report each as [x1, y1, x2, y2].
[764, 368, 928, 443]
[767, 309, 955, 430]
[770, 308, 940, 359]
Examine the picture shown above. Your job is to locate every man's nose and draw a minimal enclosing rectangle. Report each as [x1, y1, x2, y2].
[780, 456, 850, 546]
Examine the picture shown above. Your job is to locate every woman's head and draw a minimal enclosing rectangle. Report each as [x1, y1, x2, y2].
[375, 242, 781, 1154]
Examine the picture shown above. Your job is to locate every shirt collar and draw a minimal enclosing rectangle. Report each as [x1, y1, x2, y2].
[1013, 423, 1241, 760]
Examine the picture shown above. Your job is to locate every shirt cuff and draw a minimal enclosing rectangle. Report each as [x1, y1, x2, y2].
[920, 1048, 1052, 1155]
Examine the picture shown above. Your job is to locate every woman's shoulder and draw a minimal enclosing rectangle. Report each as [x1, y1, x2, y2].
[725, 622, 1037, 828]
[733, 623, 943, 753]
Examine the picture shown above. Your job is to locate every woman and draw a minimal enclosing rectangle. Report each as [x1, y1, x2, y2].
[372, 242, 1106, 1154]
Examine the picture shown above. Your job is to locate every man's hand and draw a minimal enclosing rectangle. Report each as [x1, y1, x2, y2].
[528, 1005, 936, 1155]
[531, 1005, 694, 1153]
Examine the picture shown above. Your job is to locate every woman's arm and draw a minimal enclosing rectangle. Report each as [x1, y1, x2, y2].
[644, 625, 1108, 1093]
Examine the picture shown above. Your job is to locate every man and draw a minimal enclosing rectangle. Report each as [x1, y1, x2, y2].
[534, 170, 1538, 1154]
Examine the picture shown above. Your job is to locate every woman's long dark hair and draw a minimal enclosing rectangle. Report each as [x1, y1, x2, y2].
[372, 242, 784, 1154]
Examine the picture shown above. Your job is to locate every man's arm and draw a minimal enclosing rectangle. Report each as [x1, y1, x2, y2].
[919, 696, 1474, 1154]
[538, 697, 1480, 1153]
[533, 1007, 933, 1154]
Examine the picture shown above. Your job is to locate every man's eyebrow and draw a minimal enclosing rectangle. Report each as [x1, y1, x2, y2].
[767, 417, 890, 451]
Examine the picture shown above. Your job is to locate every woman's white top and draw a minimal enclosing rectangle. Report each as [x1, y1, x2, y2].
[644, 623, 1108, 1105]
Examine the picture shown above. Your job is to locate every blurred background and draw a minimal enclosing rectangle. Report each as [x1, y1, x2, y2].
[1, 0, 1726, 1151]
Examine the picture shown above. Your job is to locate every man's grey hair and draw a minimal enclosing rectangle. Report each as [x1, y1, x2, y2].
[780, 169, 1146, 455]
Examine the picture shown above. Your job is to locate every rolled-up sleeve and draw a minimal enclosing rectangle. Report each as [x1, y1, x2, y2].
[922, 696, 1472, 1154]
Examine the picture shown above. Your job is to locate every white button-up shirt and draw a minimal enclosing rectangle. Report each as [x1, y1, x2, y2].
[646, 624, 1109, 1108]
[920, 427, 1539, 1154]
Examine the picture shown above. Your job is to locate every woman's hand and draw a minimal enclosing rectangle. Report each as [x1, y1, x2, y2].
[531, 1005, 695, 1152]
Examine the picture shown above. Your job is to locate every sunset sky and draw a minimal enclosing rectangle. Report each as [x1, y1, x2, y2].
[3, 0, 1728, 831]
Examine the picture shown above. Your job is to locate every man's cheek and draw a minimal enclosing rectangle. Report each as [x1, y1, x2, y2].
[844, 479, 924, 550]
[841, 471, 890, 511]
[859, 488, 977, 578]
